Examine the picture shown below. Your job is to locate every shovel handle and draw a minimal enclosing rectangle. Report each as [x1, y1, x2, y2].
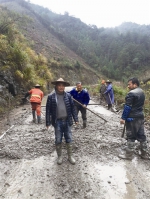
[121, 123, 126, 138]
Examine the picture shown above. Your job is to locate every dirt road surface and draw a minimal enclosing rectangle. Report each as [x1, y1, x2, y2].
[0, 97, 150, 199]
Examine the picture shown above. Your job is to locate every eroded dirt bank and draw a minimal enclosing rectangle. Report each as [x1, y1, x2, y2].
[0, 99, 150, 199]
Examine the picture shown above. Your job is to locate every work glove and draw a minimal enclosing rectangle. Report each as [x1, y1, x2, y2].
[126, 118, 133, 122]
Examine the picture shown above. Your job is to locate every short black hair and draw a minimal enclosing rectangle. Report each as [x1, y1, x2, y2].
[128, 77, 140, 86]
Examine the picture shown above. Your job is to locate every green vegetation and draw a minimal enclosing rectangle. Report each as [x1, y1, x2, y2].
[141, 82, 150, 121]
[0, 0, 150, 121]
[0, 6, 52, 91]
[29, 6, 150, 81]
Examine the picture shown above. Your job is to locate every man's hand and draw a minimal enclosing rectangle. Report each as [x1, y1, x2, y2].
[120, 119, 125, 124]
[46, 126, 50, 131]
[82, 104, 86, 108]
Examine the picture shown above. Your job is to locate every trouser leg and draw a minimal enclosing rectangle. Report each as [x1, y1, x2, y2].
[140, 141, 150, 159]
[54, 120, 63, 164]
[80, 107, 87, 128]
[32, 110, 36, 123]
[36, 104, 41, 123]
[31, 103, 36, 123]
[66, 143, 75, 164]
[108, 104, 112, 110]
[118, 141, 135, 160]
[56, 143, 63, 165]
[63, 121, 75, 164]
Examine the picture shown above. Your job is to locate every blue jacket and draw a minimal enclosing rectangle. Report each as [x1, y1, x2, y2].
[70, 88, 90, 106]
[104, 84, 114, 104]
[46, 91, 78, 126]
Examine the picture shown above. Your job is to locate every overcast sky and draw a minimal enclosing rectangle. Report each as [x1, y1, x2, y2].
[29, 0, 150, 28]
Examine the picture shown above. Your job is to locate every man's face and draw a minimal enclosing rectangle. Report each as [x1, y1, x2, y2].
[76, 83, 82, 91]
[56, 83, 65, 92]
[127, 81, 137, 90]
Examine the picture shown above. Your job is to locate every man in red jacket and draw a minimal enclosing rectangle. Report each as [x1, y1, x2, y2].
[24, 84, 44, 123]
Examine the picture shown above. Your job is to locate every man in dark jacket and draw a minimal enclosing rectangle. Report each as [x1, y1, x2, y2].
[70, 82, 90, 128]
[119, 77, 149, 160]
[99, 80, 106, 104]
[46, 78, 78, 165]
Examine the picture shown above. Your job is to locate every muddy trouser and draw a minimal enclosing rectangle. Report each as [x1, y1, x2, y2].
[75, 105, 87, 122]
[108, 104, 112, 110]
[126, 118, 146, 142]
[54, 119, 72, 144]
[100, 94, 106, 104]
[31, 102, 41, 116]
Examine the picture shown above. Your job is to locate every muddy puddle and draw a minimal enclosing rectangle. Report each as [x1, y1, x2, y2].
[0, 97, 150, 199]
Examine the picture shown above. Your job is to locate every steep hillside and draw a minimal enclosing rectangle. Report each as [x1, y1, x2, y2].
[1, 0, 150, 116]
[0, 0, 100, 85]
[1, 0, 150, 84]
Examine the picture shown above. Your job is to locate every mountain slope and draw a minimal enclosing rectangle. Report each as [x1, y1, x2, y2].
[0, 0, 100, 85]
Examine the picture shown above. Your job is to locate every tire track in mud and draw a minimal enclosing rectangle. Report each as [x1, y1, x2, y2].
[0, 103, 150, 199]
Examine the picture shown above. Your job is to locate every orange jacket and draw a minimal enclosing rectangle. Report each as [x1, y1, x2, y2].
[29, 88, 44, 103]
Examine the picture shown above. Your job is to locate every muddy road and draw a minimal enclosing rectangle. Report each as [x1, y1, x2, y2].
[0, 97, 150, 199]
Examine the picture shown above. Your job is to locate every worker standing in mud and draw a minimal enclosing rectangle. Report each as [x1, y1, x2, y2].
[46, 78, 78, 165]
[104, 80, 114, 110]
[70, 82, 90, 128]
[99, 80, 106, 104]
[119, 77, 149, 160]
[24, 84, 44, 124]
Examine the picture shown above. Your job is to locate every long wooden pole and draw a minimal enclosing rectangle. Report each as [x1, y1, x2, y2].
[72, 98, 108, 122]
[121, 123, 126, 138]
[41, 103, 101, 107]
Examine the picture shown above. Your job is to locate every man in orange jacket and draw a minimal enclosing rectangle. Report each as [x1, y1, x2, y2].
[24, 84, 44, 123]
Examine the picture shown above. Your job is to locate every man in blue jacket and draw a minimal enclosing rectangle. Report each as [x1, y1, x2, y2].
[104, 80, 114, 110]
[70, 82, 90, 128]
[46, 78, 78, 165]
[119, 77, 149, 160]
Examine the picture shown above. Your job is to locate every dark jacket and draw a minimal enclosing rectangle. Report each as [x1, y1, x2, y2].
[125, 87, 145, 118]
[100, 84, 106, 94]
[46, 91, 78, 126]
[70, 88, 90, 106]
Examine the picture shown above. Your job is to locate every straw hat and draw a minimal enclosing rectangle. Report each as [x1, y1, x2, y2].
[35, 84, 41, 87]
[106, 80, 112, 83]
[51, 78, 70, 86]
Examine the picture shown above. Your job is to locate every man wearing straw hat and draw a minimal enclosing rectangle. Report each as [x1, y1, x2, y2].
[46, 78, 78, 165]
[104, 80, 114, 110]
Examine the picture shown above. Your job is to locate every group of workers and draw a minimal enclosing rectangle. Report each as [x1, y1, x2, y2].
[23, 77, 149, 165]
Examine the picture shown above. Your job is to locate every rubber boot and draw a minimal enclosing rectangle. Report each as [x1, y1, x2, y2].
[140, 141, 150, 160]
[118, 141, 135, 160]
[56, 144, 63, 165]
[32, 110, 36, 123]
[66, 143, 76, 164]
[83, 120, 87, 128]
[108, 104, 112, 110]
[37, 115, 41, 124]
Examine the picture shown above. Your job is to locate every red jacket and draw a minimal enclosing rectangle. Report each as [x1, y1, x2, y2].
[29, 88, 43, 103]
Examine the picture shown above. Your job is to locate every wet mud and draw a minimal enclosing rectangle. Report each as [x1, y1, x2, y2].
[0, 98, 150, 199]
